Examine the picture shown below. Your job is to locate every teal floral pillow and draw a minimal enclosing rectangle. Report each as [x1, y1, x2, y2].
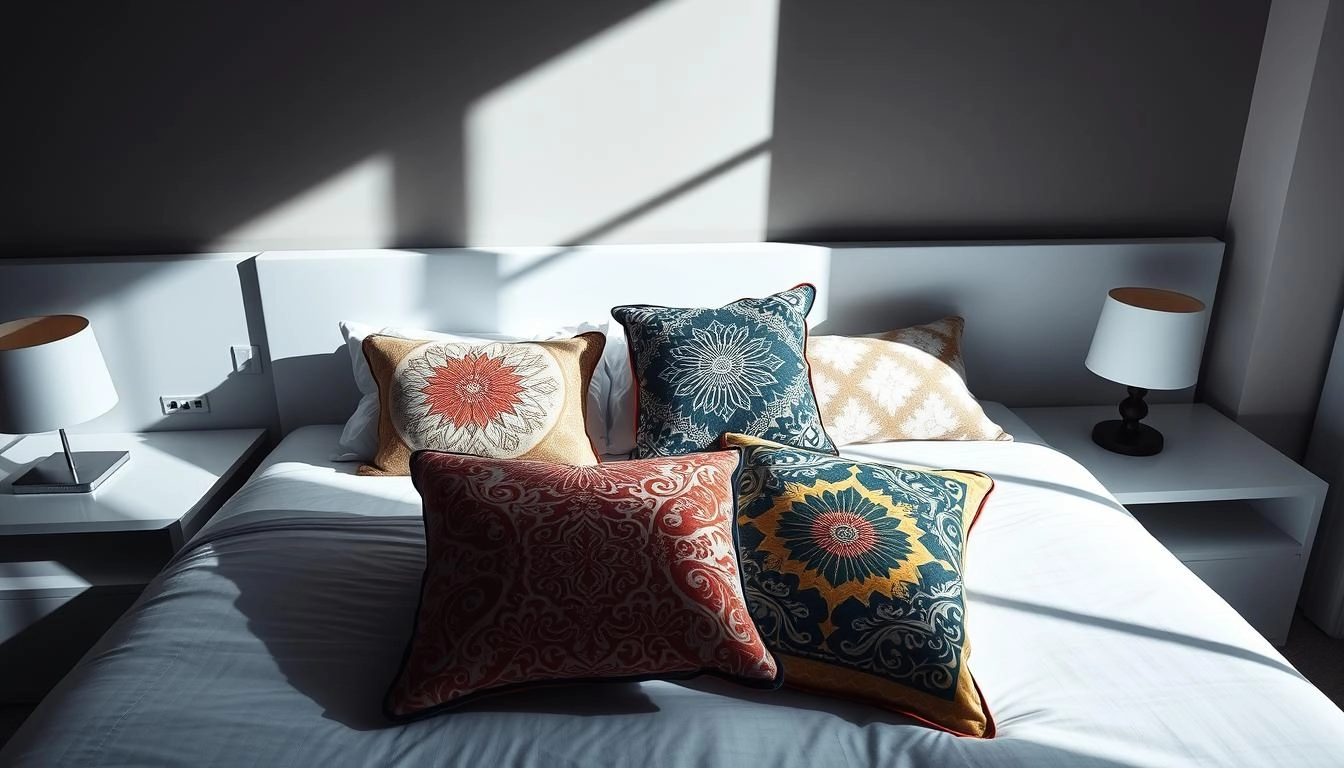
[723, 432, 996, 738]
[611, 284, 836, 458]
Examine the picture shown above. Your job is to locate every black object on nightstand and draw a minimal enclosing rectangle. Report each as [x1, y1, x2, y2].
[1091, 385, 1163, 456]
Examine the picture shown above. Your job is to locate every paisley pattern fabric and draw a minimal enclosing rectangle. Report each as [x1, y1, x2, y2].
[808, 317, 1011, 446]
[358, 332, 604, 475]
[723, 432, 996, 737]
[611, 284, 835, 458]
[386, 449, 781, 720]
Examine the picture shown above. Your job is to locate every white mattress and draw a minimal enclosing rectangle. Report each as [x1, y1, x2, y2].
[4, 425, 1343, 767]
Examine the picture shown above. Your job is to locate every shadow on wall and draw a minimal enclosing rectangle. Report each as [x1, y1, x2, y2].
[2, 0, 661, 256]
[766, 0, 1270, 242]
[0, 255, 280, 439]
[2, 1, 1273, 257]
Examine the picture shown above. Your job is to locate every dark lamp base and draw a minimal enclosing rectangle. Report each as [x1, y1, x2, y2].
[1092, 420, 1164, 456]
[11, 450, 129, 494]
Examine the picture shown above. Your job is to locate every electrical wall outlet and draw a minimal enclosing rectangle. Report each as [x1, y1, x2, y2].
[160, 395, 211, 415]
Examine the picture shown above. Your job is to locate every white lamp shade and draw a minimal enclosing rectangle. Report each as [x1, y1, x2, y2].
[0, 315, 119, 434]
[1085, 287, 1210, 391]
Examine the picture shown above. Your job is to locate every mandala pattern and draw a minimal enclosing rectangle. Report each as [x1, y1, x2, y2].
[386, 449, 781, 720]
[660, 320, 783, 420]
[392, 341, 562, 457]
[758, 472, 935, 606]
[611, 284, 836, 457]
[724, 432, 997, 738]
[358, 333, 603, 475]
[806, 318, 1011, 446]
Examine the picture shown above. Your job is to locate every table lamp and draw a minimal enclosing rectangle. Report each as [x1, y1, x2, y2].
[1085, 287, 1210, 456]
[0, 315, 127, 493]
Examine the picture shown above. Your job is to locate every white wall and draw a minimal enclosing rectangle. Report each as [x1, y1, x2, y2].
[0, 255, 279, 438]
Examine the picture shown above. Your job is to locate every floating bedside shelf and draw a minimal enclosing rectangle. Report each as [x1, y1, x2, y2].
[1131, 501, 1303, 561]
[1014, 403, 1327, 646]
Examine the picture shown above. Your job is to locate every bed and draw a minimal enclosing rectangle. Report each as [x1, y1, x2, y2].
[5, 414, 1343, 766]
[4, 241, 1344, 766]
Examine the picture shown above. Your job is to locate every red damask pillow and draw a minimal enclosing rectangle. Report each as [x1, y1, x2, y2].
[386, 449, 781, 720]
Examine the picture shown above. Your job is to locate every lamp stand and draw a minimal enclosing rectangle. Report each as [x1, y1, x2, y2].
[11, 428, 129, 494]
[1092, 386, 1164, 456]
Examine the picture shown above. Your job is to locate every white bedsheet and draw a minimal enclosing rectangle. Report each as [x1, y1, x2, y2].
[4, 426, 1343, 767]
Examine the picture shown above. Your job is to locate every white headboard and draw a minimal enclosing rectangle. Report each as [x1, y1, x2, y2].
[255, 239, 1223, 435]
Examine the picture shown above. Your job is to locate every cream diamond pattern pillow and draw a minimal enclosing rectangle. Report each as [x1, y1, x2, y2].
[806, 317, 1011, 445]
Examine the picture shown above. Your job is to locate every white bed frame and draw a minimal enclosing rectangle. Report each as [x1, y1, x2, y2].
[254, 239, 1224, 435]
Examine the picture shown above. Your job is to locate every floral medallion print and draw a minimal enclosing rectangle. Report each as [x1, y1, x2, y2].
[660, 320, 783, 419]
[387, 450, 781, 720]
[903, 393, 958, 439]
[808, 334, 867, 374]
[611, 284, 836, 457]
[723, 432, 997, 738]
[391, 341, 563, 457]
[810, 372, 839, 410]
[755, 469, 939, 607]
[831, 398, 880, 444]
[861, 356, 920, 415]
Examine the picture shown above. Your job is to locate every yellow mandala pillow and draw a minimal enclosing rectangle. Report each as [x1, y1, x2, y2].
[724, 432, 997, 737]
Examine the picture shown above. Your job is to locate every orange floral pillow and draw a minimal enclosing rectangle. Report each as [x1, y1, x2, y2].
[358, 333, 604, 475]
[807, 318, 1010, 445]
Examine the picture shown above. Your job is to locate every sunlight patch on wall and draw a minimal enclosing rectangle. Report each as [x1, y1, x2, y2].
[582, 150, 773, 245]
[465, 0, 780, 246]
[207, 154, 393, 251]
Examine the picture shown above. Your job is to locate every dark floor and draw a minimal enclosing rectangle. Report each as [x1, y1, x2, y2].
[1, 611, 1341, 752]
[0, 706, 31, 751]
[1281, 610, 1344, 711]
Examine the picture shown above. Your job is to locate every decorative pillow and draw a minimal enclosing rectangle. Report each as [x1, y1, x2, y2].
[358, 332, 604, 475]
[807, 317, 1011, 446]
[386, 449, 781, 720]
[723, 432, 996, 738]
[611, 284, 835, 458]
[338, 320, 619, 460]
[336, 322, 521, 461]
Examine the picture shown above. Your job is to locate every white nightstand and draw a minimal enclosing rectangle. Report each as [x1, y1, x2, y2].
[1013, 404, 1327, 646]
[0, 428, 266, 703]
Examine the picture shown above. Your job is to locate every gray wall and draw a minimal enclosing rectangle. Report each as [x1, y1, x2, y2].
[1, 1, 1268, 255]
[1204, 0, 1344, 459]
[27, 0, 1344, 461]
[767, 1, 1269, 241]
[1289, 0, 1344, 637]
[1304, 297, 1344, 634]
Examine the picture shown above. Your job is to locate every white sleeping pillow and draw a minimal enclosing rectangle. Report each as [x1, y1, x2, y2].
[605, 325, 637, 458]
[534, 320, 615, 458]
[335, 320, 617, 461]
